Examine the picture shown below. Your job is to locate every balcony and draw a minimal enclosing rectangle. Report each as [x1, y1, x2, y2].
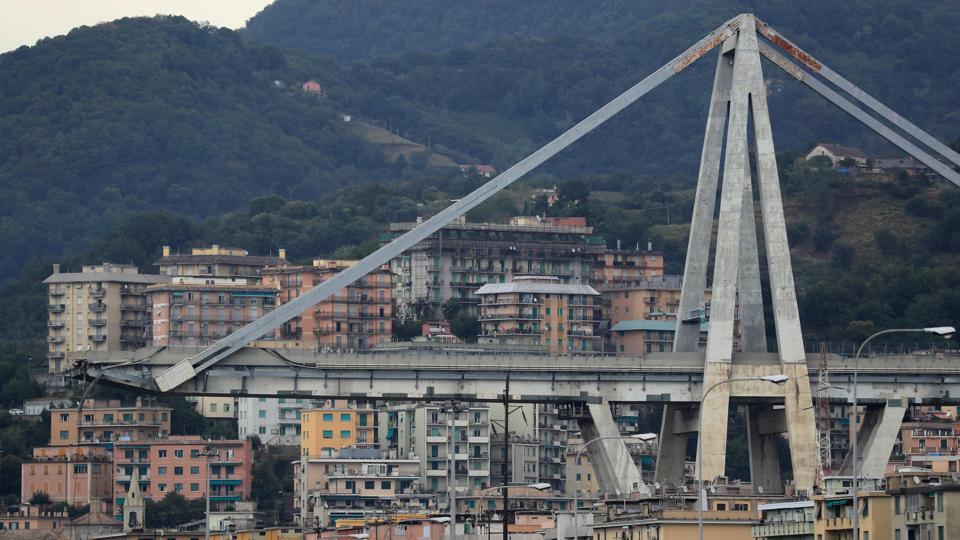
[906, 509, 935, 522]
[49, 304, 65, 313]
[49, 352, 65, 360]
[89, 319, 107, 327]
[48, 336, 65, 344]
[751, 523, 814, 537]
[426, 469, 447, 477]
[468, 469, 490, 477]
[121, 320, 147, 327]
[88, 303, 107, 313]
[120, 336, 145, 344]
[468, 436, 490, 444]
[48, 320, 65, 328]
[426, 435, 447, 443]
[90, 335, 107, 343]
[822, 517, 852, 530]
[120, 304, 146, 312]
[92, 289, 106, 298]
[50, 289, 65, 297]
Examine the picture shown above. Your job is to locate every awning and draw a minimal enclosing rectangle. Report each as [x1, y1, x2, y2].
[825, 499, 851, 508]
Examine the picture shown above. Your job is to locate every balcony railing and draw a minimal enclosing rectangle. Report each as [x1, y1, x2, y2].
[88, 303, 107, 312]
[90, 335, 107, 343]
[49, 304, 65, 312]
[89, 319, 107, 327]
[48, 321, 65, 328]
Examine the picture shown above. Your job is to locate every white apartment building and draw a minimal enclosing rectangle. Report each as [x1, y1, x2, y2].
[238, 397, 317, 446]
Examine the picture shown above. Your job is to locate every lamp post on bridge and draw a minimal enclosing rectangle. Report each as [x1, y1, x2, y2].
[572, 432, 657, 540]
[696, 375, 789, 540]
[850, 326, 955, 540]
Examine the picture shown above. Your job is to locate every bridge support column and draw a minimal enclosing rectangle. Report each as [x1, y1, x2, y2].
[654, 404, 698, 483]
[746, 405, 784, 494]
[838, 399, 907, 479]
[579, 401, 647, 496]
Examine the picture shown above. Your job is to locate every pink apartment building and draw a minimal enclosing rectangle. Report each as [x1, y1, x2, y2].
[113, 436, 253, 518]
[20, 445, 114, 507]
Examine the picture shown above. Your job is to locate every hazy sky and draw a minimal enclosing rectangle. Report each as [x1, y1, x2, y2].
[0, 0, 275, 53]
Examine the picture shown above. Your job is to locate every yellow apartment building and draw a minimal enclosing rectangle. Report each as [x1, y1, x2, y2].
[300, 400, 377, 457]
[476, 276, 602, 353]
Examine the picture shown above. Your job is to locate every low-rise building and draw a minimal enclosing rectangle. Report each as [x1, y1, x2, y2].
[476, 276, 602, 353]
[812, 479, 892, 540]
[261, 259, 393, 351]
[294, 448, 429, 527]
[592, 509, 760, 540]
[592, 247, 664, 284]
[805, 143, 868, 168]
[50, 398, 171, 446]
[0, 504, 69, 533]
[886, 472, 960, 540]
[752, 500, 815, 540]
[112, 436, 253, 517]
[20, 445, 114, 507]
[238, 397, 318, 446]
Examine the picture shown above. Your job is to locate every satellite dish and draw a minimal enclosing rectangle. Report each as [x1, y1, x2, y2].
[757, 486, 764, 494]
[913, 476, 922, 484]
[680, 485, 689, 493]
[708, 486, 717, 494]
[654, 482, 661, 490]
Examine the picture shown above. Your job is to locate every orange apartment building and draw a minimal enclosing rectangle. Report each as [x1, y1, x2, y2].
[50, 398, 172, 446]
[146, 280, 278, 348]
[113, 436, 253, 516]
[261, 259, 393, 351]
[20, 445, 114, 507]
[476, 276, 603, 353]
[893, 406, 960, 473]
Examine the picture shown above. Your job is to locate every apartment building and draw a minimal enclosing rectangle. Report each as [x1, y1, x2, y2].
[386, 217, 604, 319]
[751, 500, 815, 540]
[490, 436, 539, 488]
[112, 436, 253, 516]
[50, 398, 172, 446]
[894, 407, 960, 473]
[238, 397, 319, 446]
[294, 448, 430, 527]
[44, 263, 167, 374]
[154, 245, 287, 285]
[301, 401, 378, 457]
[537, 404, 577, 493]
[476, 276, 603, 353]
[20, 445, 114, 507]
[591, 246, 664, 284]
[145, 279, 278, 348]
[261, 259, 393, 351]
[382, 404, 493, 496]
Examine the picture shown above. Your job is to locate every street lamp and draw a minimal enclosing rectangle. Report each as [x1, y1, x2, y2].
[697, 375, 788, 540]
[474, 483, 551, 540]
[850, 326, 955, 540]
[572, 432, 657, 540]
[198, 446, 221, 540]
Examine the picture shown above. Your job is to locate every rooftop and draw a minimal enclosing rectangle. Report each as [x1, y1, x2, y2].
[476, 277, 599, 296]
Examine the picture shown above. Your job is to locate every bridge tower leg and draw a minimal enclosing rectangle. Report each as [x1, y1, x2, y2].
[578, 400, 647, 497]
[663, 15, 818, 493]
[838, 399, 907, 480]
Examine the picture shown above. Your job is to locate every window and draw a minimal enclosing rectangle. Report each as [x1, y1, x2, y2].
[365, 481, 375, 490]
[938, 492, 944, 512]
[323, 430, 333, 439]
[190, 483, 200, 492]
[341, 430, 351, 438]
[190, 466, 200, 475]
[716, 503, 727, 511]
[382, 481, 391, 489]
[258, 410, 266, 418]
[159, 483, 167, 492]
[341, 413, 351, 422]
[323, 413, 333, 421]
[190, 449, 200, 458]
[210, 403, 217, 413]
[59, 431, 69, 440]
[174, 450, 183, 458]
[158, 450, 167, 458]
[938, 526, 944, 540]
[174, 483, 183, 492]
[158, 467, 167, 475]
[174, 467, 183, 475]
[258, 427, 266, 435]
[733, 503, 748, 511]
[895, 530, 901, 540]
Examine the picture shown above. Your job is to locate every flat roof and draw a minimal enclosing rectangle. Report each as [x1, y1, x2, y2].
[758, 500, 814, 511]
[475, 282, 599, 296]
[44, 272, 169, 285]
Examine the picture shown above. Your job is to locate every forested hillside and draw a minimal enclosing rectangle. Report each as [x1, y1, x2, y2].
[0, 16, 485, 283]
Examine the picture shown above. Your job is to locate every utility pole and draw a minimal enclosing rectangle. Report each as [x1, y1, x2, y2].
[502, 376, 509, 540]
[199, 445, 220, 540]
[442, 401, 463, 540]
[815, 342, 832, 491]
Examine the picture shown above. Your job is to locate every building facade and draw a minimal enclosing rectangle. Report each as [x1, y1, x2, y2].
[238, 397, 319, 446]
[591, 248, 664, 284]
[146, 280, 278, 348]
[50, 399, 172, 446]
[301, 400, 378, 457]
[44, 263, 167, 374]
[386, 218, 604, 319]
[112, 436, 253, 518]
[261, 259, 394, 351]
[20, 445, 114, 507]
[294, 449, 429, 527]
[476, 276, 602, 353]
[154, 245, 286, 285]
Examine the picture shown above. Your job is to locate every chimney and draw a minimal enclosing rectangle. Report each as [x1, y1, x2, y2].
[278, 248, 287, 260]
[162, 245, 171, 257]
[647, 239, 653, 251]
[616, 239, 621, 251]
[52, 263, 61, 274]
